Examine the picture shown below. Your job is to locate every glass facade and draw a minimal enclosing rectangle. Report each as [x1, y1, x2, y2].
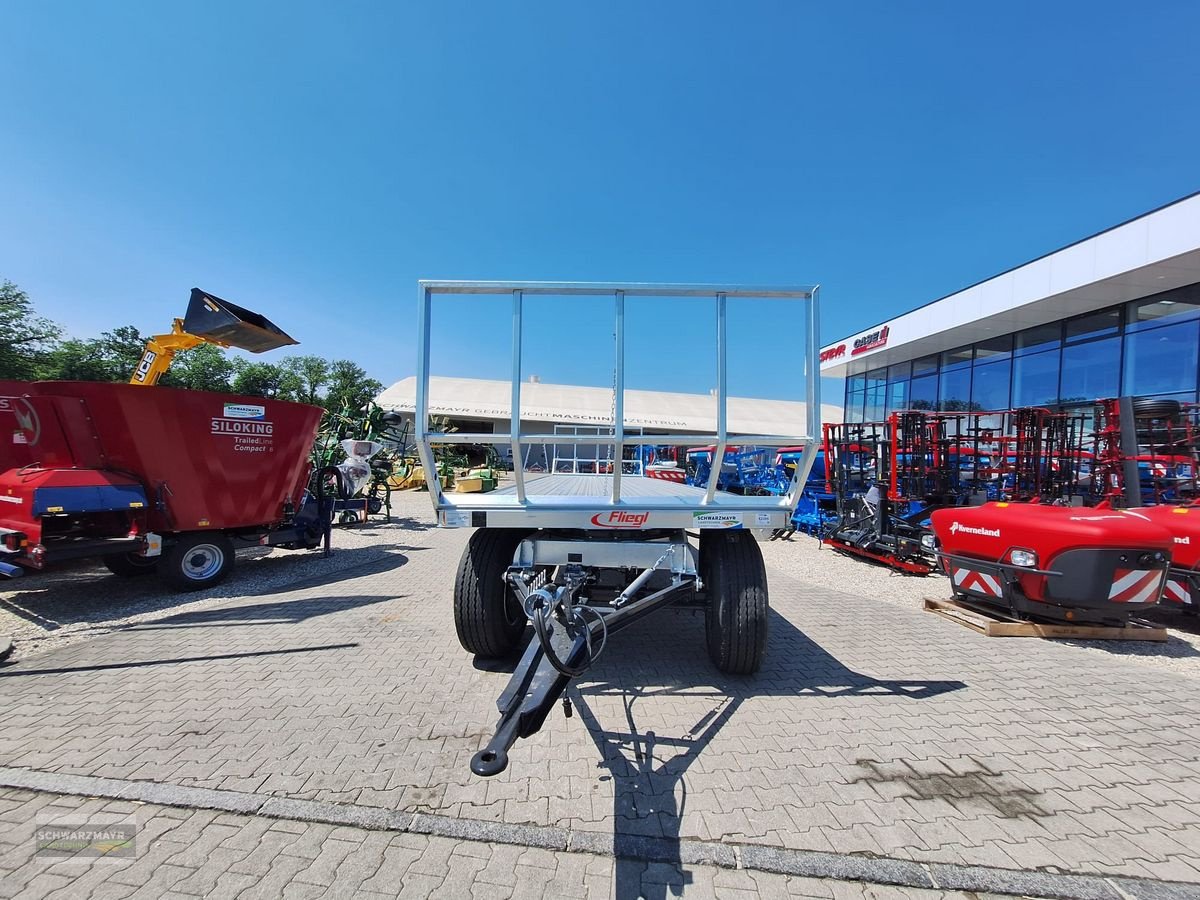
[842, 281, 1200, 421]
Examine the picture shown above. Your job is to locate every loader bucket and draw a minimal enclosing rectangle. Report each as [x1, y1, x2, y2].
[182, 288, 299, 353]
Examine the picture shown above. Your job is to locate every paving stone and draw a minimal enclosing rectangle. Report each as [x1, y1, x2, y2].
[2, 494, 1200, 896]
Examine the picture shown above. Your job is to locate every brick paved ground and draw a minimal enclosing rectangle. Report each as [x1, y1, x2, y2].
[0, 787, 1011, 900]
[2, 492, 1200, 896]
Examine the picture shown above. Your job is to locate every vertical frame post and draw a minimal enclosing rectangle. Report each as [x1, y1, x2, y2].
[511, 290, 527, 503]
[703, 292, 728, 504]
[415, 284, 442, 503]
[781, 285, 823, 507]
[611, 290, 625, 503]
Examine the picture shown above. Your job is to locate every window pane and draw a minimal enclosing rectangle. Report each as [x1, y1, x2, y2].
[865, 385, 886, 421]
[1013, 349, 1060, 407]
[847, 374, 866, 392]
[940, 346, 973, 372]
[864, 368, 886, 390]
[887, 362, 911, 382]
[912, 355, 938, 376]
[974, 334, 1013, 361]
[971, 359, 1011, 411]
[938, 367, 972, 411]
[1123, 320, 1200, 396]
[1016, 323, 1061, 356]
[886, 379, 908, 413]
[1065, 309, 1120, 343]
[910, 374, 937, 410]
[1127, 283, 1200, 332]
[845, 389, 865, 423]
[1059, 336, 1120, 404]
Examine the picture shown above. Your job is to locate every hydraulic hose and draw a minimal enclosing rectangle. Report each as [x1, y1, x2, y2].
[526, 592, 608, 678]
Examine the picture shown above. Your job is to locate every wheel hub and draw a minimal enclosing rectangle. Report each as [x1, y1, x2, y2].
[182, 544, 223, 580]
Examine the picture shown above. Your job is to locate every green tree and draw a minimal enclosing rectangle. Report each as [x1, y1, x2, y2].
[231, 359, 302, 399]
[0, 280, 60, 379]
[325, 359, 384, 412]
[170, 343, 235, 392]
[283, 355, 330, 405]
[38, 325, 145, 382]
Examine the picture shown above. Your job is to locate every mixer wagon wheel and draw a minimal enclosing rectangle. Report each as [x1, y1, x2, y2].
[454, 528, 530, 658]
[161, 533, 235, 592]
[701, 530, 768, 675]
[103, 552, 159, 577]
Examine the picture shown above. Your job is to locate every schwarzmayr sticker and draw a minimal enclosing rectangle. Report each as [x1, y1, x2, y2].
[222, 403, 266, 420]
[692, 511, 742, 529]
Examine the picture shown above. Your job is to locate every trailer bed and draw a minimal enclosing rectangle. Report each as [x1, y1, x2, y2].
[436, 473, 793, 530]
[496, 473, 704, 500]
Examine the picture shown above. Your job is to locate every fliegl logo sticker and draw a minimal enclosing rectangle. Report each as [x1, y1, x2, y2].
[590, 511, 650, 529]
[692, 512, 742, 529]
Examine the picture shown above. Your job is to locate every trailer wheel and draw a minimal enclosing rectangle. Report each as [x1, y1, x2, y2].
[103, 552, 159, 577]
[454, 529, 529, 657]
[701, 530, 768, 675]
[161, 533, 235, 592]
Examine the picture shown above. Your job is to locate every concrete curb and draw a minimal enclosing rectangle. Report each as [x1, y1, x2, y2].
[0, 766, 1190, 900]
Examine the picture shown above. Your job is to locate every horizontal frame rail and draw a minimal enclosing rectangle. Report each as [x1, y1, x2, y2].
[424, 433, 814, 446]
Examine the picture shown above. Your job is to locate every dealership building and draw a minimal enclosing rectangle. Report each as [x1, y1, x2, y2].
[819, 191, 1200, 425]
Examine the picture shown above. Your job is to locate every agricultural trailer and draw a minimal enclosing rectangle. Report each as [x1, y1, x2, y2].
[415, 281, 821, 776]
[0, 382, 329, 588]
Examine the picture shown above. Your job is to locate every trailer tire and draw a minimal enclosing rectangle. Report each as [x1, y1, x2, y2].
[161, 533, 235, 592]
[454, 528, 529, 658]
[103, 552, 159, 577]
[701, 530, 768, 675]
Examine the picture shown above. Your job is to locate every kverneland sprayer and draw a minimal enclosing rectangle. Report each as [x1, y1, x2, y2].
[0, 289, 333, 589]
[928, 397, 1200, 625]
[415, 281, 821, 776]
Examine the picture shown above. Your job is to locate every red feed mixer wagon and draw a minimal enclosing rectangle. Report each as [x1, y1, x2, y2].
[0, 290, 332, 590]
[0, 382, 326, 589]
[928, 503, 1174, 626]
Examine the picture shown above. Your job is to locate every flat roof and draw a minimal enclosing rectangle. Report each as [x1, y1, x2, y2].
[377, 376, 845, 432]
[820, 191, 1200, 378]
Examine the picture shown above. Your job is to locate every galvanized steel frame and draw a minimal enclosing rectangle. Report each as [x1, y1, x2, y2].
[415, 280, 821, 526]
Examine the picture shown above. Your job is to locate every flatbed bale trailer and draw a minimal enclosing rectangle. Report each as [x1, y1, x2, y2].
[415, 281, 821, 776]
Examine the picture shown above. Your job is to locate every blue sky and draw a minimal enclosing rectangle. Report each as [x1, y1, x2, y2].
[2, 2, 1198, 402]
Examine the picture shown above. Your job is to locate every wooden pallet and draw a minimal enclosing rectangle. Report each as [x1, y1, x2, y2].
[922, 597, 1168, 641]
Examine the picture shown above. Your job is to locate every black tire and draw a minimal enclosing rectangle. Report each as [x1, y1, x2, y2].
[160, 533, 235, 592]
[102, 552, 159, 577]
[701, 530, 769, 674]
[1132, 398, 1182, 420]
[454, 529, 529, 657]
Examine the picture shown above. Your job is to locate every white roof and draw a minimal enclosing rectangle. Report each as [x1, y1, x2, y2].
[820, 191, 1200, 376]
[377, 376, 844, 433]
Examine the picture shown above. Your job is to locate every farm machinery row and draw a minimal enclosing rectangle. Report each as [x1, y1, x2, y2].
[816, 398, 1200, 626]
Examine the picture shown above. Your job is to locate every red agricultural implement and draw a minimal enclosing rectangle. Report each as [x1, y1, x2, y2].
[928, 397, 1200, 624]
[0, 290, 333, 591]
[930, 503, 1173, 626]
[821, 407, 1088, 575]
[0, 382, 327, 589]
